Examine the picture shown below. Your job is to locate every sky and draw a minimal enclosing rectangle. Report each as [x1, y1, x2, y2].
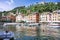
[0, 0, 60, 11]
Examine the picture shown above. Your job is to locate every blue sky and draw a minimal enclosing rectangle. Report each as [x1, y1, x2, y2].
[0, 0, 60, 11]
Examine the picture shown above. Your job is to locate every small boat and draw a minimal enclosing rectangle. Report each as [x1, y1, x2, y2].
[0, 31, 14, 40]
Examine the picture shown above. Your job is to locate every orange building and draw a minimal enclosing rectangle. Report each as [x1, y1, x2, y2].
[8, 15, 16, 22]
[7, 12, 16, 22]
[35, 12, 40, 23]
[24, 12, 40, 23]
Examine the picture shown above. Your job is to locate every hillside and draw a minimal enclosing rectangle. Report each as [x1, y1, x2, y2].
[0, 2, 60, 16]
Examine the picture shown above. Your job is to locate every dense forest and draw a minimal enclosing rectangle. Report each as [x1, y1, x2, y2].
[0, 2, 60, 16]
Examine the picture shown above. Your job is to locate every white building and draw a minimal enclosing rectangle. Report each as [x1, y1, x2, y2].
[16, 13, 24, 22]
[40, 11, 60, 22]
[40, 12, 50, 22]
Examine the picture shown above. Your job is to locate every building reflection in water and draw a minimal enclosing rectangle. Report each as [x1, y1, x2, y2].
[0, 23, 60, 40]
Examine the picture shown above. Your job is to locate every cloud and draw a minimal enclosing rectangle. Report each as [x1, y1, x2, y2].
[10, 0, 14, 3]
[6, 0, 14, 5]
[0, 8, 4, 11]
[0, 0, 14, 11]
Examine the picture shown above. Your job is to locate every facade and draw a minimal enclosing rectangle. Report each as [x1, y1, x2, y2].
[15, 10, 60, 23]
[51, 12, 58, 22]
[40, 11, 60, 35]
[40, 12, 50, 22]
[16, 13, 39, 23]
[57, 11, 60, 21]
[40, 11, 60, 22]
[16, 13, 24, 22]
[16, 12, 40, 23]
[24, 12, 40, 23]
[58, 13, 60, 21]
[7, 12, 16, 22]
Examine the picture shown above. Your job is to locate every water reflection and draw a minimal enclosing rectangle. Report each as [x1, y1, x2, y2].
[0, 23, 60, 40]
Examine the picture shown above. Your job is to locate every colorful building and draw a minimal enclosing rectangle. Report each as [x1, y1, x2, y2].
[16, 13, 24, 22]
[24, 12, 40, 23]
[40, 11, 60, 22]
[40, 12, 50, 22]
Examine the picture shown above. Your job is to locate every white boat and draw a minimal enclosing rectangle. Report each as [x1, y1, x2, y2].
[0, 31, 14, 40]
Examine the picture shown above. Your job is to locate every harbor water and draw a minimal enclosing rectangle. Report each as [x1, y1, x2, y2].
[0, 22, 60, 40]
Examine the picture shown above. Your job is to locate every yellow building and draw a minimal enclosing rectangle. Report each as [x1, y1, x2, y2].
[51, 12, 58, 22]
[53, 10, 60, 22]
[40, 11, 60, 22]
[57, 12, 60, 21]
